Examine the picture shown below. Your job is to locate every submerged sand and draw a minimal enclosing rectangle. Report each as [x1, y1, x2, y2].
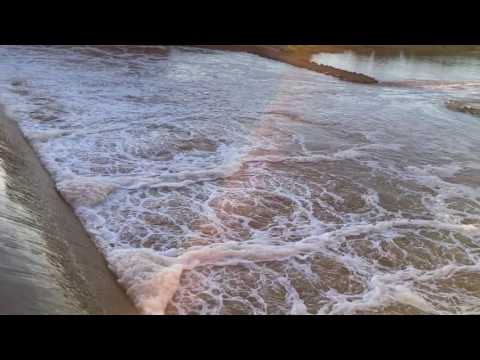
[0, 107, 137, 314]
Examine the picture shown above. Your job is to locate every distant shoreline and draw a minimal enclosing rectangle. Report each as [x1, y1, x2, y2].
[197, 45, 379, 84]
[197, 45, 480, 85]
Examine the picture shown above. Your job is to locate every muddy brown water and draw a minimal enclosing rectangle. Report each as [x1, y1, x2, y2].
[0, 46, 479, 314]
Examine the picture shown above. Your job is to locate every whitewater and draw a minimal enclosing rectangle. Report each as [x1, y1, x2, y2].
[0, 46, 479, 314]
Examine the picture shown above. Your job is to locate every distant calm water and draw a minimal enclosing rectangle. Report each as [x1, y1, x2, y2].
[312, 50, 480, 83]
[0, 46, 479, 314]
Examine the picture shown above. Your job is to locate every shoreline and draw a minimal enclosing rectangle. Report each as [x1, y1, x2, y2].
[0, 107, 137, 314]
[197, 45, 379, 84]
[197, 45, 480, 85]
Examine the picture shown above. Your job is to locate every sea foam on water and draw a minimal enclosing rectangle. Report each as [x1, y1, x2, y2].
[0, 45, 479, 314]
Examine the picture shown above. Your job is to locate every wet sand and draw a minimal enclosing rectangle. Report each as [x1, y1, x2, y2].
[0, 107, 137, 314]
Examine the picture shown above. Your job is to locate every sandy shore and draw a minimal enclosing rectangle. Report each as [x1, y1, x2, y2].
[0, 107, 137, 314]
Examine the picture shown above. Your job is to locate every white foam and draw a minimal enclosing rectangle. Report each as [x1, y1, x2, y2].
[100, 218, 478, 314]
[57, 178, 119, 206]
[108, 249, 184, 315]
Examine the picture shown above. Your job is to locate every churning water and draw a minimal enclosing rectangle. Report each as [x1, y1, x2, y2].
[0, 46, 479, 314]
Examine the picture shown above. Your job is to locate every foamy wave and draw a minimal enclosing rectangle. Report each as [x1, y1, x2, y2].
[57, 179, 119, 207]
[106, 218, 478, 314]
[108, 249, 184, 315]
[321, 262, 480, 314]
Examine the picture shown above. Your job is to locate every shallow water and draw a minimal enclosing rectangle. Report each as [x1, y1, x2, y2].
[0, 45, 479, 314]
